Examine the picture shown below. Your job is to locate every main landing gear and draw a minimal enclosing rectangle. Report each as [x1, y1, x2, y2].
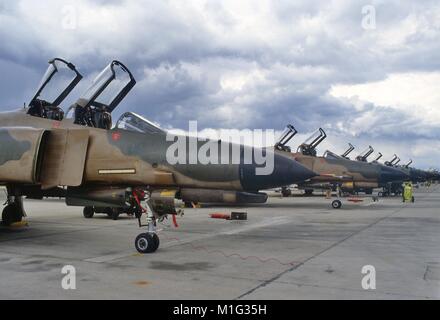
[1, 190, 26, 226]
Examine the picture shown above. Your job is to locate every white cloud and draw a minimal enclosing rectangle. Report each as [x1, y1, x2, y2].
[330, 72, 440, 125]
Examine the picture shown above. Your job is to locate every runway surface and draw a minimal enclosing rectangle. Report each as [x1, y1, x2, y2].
[0, 186, 439, 299]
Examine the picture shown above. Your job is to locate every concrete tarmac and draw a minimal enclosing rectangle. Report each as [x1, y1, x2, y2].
[0, 186, 439, 299]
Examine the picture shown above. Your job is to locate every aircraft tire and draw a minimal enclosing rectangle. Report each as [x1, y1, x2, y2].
[1, 203, 22, 226]
[332, 200, 342, 209]
[281, 188, 291, 197]
[83, 207, 94, 219]
[106, 208, 120, 220]
[135, 233, 159, 254]
[151, 233, 160, 251]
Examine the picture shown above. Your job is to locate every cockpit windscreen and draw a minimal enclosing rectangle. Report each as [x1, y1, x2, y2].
[323, 150, 344, 160]
[116, 112, 164, 134]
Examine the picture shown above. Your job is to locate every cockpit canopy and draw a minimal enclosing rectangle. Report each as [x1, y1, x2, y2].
[404, 159, 413, 168]
[297, 128, 327, 157]
[385, 154, 399, 166]
[275, 124, 297, 152]
[341, 143, 354, 159]
[76, 60, 136, 112]
[115, 112, 164, 134]
[356, 146, 374, 162]
[67, 60, 136, 130]
[372, 152, 383, 162]
[28, 58, 82, 120]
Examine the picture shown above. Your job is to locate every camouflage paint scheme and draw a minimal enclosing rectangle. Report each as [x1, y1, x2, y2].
[0, 128, 43, 183]
[275, 149, 409, 191]
[0, 109, 314, 193]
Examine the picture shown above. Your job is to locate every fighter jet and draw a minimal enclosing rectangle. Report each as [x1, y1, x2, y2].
[0, 58, 316, 253]
[273, 125, 409, 201]
[379, 157, 430, 196]
[398, 160, 426, 183]
[109, 113, 309, 211]
[425, 168, 440, 182]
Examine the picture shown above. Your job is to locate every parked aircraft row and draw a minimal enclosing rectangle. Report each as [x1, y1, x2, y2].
[0, 58, 437, 253]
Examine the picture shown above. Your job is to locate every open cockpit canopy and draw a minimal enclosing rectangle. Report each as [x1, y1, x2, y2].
[115, 112, 164, 134]
[66, 60, 136, 130]
[297, 128, 327, 156]
[77, 60, 136, 112]
[355, 146, 374, 162]
[341, 143, 354, 159]
[404, 159, 413, 168]
[28, 58, 82, 120]
[385, 154, 399, 166]
[76, 60, 136, 112]
[372, 152, 383, 162]
[275, 124, 297, 152]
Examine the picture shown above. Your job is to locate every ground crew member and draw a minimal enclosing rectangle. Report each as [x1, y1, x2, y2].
[402, 182, 414, 203]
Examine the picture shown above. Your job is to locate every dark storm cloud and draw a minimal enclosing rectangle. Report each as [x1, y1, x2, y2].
[1, 0, 440, 167]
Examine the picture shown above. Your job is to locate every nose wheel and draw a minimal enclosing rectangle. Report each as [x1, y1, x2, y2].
[331, 199, 342, 209]
[135, 232, 160, 254]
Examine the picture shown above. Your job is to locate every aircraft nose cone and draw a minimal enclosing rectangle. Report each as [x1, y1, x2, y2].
[381, 166, 409, 183]
[239, 152, 317, 191]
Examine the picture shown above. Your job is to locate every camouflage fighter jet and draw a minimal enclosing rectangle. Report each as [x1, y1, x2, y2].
[0, 58, 316, 253]
[379, 157, 429, 196]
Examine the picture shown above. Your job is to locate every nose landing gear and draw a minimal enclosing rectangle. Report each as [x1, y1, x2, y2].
[132, 189, 182, 254]
[132, 190, 160, 254]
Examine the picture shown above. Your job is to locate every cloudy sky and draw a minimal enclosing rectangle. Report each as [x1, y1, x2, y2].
[1, 0, 440, 168]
